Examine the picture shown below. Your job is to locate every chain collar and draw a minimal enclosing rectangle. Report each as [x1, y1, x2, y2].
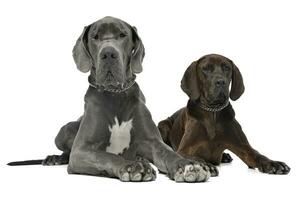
[198, 100, 229, 112]
[89, 79, 136, 93]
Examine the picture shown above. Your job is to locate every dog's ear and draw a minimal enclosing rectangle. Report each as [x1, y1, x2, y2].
[72, 25, 93, 73]
[181, 60, 201, 100]
[130, 26, 145, 74]
[230, 61, 245, 101]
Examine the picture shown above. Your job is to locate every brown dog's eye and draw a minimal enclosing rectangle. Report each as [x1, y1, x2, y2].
[202, 64, 213, 73]
[120, 33, 127, 38]
[222, 64, 230, 71]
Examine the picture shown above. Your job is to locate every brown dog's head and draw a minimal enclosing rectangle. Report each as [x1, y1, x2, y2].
[181, 54, 244, 107]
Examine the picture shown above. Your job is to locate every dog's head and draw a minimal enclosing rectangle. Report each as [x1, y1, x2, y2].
[181, 54, 244, 107]
[73, 16, 144, 90]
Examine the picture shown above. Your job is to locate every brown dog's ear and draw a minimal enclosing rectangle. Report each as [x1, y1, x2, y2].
[181, 60, 201, 100]
[72, 25, 93, 73]
[130, 26, 145, 74]
[230, 61, 245, 101]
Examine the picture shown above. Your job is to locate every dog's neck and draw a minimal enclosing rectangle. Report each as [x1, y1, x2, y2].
[88, 76, 136, 93]
[197, 100, 229, 112]
[187, 99, 234, 122]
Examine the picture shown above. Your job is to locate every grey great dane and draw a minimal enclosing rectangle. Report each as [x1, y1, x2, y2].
[8, 17, 214, 182]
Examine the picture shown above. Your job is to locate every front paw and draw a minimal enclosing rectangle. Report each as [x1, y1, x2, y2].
[118, 160, 156, 182]
[42, 154, 69, 165]
[221, 153, 233, 163]
[205, 162, 219, 177]
[257, 160, 290, 175]
[171, 159, 210, 182]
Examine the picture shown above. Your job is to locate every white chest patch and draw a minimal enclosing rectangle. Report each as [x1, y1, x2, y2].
[106, 117, 133, 155]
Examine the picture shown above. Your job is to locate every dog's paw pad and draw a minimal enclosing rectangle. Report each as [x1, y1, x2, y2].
[183, 164, 197, 182]
[174, 162, 210, 182]
[118, 160, 156, 182]
[174, 167, 185, 182]
[258, 160, 290, 175]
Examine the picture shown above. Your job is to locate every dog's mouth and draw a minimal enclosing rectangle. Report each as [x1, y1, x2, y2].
[100, 73, 124, 89]
[104, 71, 116, 83]
[207, 92, 229, 107]
[92, 70, 136, 92]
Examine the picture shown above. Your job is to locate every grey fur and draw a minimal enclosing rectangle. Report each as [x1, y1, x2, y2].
[33, 17, 211, 182]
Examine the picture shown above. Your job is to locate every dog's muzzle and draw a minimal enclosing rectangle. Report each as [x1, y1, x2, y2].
[96, 46, 125, 86]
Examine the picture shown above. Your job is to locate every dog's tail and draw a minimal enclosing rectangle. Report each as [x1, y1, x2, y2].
[157, 108, 184, 147]
[7, 159, 44, 166]
[7, 154, 69, 166]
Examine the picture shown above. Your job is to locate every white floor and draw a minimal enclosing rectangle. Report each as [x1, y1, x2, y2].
[2, 153, 297, 200]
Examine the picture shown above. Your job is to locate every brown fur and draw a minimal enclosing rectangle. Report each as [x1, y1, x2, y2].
[158, 54, 290, 174]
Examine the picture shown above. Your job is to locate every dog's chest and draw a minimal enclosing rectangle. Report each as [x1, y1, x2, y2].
[106, 117, 133, 155]
[202, 117, 217, 140]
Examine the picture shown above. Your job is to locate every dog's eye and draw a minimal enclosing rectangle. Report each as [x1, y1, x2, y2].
[223, 65, 230, 71]
[119, 33, 127, 38]
[202, 65, 213, 73]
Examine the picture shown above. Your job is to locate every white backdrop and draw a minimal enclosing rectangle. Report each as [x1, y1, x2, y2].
[0, 0, 299, 199]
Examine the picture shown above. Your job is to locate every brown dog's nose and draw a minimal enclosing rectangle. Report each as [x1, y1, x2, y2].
[215, 79, 226, 87]
[100, 47, 118, 60]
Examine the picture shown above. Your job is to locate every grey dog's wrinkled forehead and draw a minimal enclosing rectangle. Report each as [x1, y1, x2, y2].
[73, 16, 144, 75]
[89, 16, 132, 35]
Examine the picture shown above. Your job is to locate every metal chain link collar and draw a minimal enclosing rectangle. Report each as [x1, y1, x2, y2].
[198, 100, 229, 112]
[89, 79, 136, 93]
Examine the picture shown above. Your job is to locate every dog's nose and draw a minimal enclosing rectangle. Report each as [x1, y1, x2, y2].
[100, 47, 119, 60]
[215, 79, 226, 87]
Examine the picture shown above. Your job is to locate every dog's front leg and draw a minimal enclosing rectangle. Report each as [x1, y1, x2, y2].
[226, 120, 290, 174]
[151, 140, 212, 182]
[68, 148, 154, 182]
[135, 107, 211, 182]
[145, 135, 212, 183]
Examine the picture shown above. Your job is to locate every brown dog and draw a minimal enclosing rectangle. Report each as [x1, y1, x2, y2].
[158, 54, 290, 175]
